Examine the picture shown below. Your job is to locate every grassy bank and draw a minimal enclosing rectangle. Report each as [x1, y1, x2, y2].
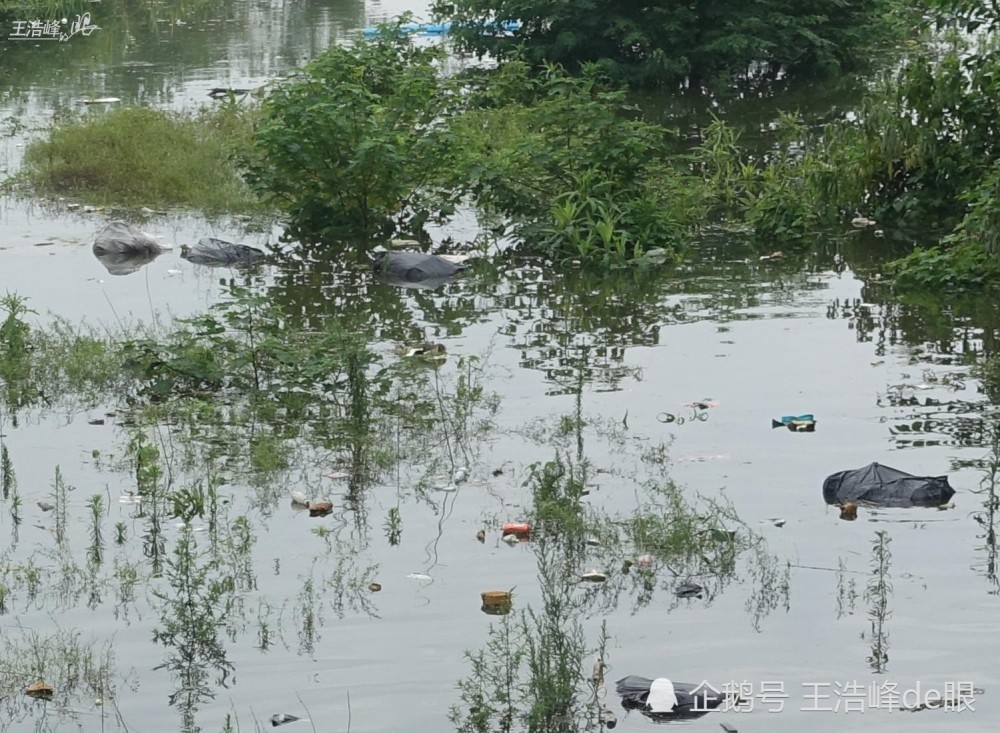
[20, 104, 265, 216]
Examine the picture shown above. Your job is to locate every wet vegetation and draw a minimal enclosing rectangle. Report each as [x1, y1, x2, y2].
[21, 105, 260, 215]
[13, 2, 1000, 284]
[4, 0, 1000, 731]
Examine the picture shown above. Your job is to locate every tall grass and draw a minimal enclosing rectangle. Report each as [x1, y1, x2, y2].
[21, 104, 263, 215]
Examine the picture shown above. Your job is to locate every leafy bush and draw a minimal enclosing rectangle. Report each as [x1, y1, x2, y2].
[242, 22, 463, 242]
[889, 242, 998, 293]
[452, 62, 699, 264]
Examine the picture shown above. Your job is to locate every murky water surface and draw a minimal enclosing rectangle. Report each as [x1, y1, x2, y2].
[1, 3, 999, 732]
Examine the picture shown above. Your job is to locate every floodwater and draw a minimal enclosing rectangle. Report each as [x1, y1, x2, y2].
[1, 2, 999, 733]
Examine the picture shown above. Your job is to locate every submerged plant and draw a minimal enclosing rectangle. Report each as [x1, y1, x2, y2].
[1, 444, 14, 501]
[452, 539, 609, 733]
[0, 293, 40, 414]
[51, 465, 69, 547]
[152, 529, 236, 727]
[865, 530, 892, 673]
[0, 625, 121, 730]
[87, 494, 104, 566]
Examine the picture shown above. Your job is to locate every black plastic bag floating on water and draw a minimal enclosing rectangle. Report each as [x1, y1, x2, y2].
[823, 462, 955, 508]
[615, 676, 728, 721]
[181, 238, 266, 268]
[372, 251, 469, 289]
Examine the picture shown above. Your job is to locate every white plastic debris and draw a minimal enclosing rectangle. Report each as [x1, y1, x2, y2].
[635, 554, 655, 569]
[290, 491, 310, 507]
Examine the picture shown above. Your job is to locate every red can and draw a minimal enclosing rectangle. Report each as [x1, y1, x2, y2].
[502, 522, 531, 539]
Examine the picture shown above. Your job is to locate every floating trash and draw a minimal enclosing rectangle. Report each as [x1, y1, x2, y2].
[24, 680, 54, 700]
[475, 529, 486, 543]
[394, 341, 446, 358]
[407, 573, 432, 581]
[502, 522, 531, 539]
[501, 533, 520, 546]
[851, 215, 876, 228]
[308, 501, 333, 517]
[635, 554, 655, 569]
[785, 419, 816, 432]
[453, 466, 469, 484]
[481, 590, 512, 615]
[580, 570, 608, 583]
[823, 462, 955, 508]
[839, 502, 858, 521]
[361, 20, 521, 37]
[368, 582, 382, 593]
[181, 239, 265, 268]
[269, 713, 301, 727]
[322, 470, 350, 480]
[676, 453, 730, 463]
[674, 582, 704, 599]
[289, 491, 310, 507]
[771, 414, 814, 429]
[37, 501, 55, 512]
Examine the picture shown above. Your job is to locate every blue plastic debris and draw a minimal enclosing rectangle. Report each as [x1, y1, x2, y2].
[361, 20, 521, 38]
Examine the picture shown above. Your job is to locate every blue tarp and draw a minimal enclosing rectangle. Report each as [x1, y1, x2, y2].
[361, 21, 521, 38]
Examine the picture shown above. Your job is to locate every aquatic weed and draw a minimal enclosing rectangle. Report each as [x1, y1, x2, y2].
[865, 530, 892, 673]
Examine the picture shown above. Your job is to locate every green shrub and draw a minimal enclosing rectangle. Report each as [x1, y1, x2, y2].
[453, 62, 698, 264]
[889, 241, 998, 293]
[242, 21, 463, 243]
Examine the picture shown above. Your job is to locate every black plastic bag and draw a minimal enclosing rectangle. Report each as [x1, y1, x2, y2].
[823, 462, 954, 507]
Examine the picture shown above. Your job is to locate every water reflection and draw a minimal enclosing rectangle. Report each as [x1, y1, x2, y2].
[970, 424, 1000, 593]
[0, 0, 364, 110]
[152, 529, 236, 733]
